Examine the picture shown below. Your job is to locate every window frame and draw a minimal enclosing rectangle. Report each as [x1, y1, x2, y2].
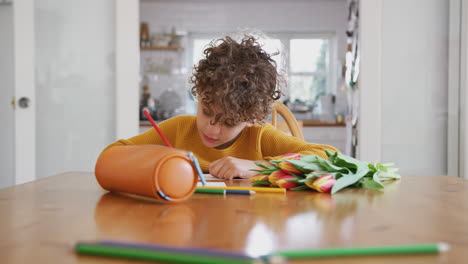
[276, 32, 337, 101]
[186, 32, 338, 112]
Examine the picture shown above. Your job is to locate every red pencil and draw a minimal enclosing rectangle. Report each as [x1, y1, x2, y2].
[143, 109, 173, 148]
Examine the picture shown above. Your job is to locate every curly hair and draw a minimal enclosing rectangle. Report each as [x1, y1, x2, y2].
[190, 35, 283, 125]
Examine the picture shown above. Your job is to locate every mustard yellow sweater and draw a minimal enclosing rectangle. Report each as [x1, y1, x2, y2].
[102, 115, 338, 172]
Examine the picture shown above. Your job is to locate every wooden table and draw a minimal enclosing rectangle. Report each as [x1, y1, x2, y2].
[0, 173, 467, 263]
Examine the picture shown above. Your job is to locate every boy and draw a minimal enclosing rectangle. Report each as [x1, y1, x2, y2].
[102, 34, 338, 179]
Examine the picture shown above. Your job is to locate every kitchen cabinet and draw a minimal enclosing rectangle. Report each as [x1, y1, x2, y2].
[303, 126, 346, 153]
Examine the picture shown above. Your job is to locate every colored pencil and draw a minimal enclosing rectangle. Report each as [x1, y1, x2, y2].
[264, 243, 450, 259]
[98, 240, 253, 260]
[75, 242, 255, 264]
[142, 111, 208, 185]
[195, 188, 255, 195]
[143, 109, 173, 148]
[196, 186, 286, 193]
[188, 151, 207, 186]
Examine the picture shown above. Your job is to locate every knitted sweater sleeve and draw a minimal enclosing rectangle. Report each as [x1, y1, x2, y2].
[259, 125, 339, 160]
[100, 116, 183, 153]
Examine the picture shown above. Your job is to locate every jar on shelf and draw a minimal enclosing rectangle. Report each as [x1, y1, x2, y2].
[140, 23, 150, 47]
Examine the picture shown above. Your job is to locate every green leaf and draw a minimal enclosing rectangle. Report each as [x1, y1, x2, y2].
[304, 171, 322, 178]
[300, 155, 321, 163]
[332, 172, 345, 180]
[372, 170, 383, 186]
[284, 160, 314, 171]
[304, 170, 329, 178]
[299, 178, 313, 183]
[254, 162, 277, 170]
[269, 160, 282, 165]
[316, 159, 349, 173]
[294, 155, 347, 173]
[375, 162, 388, 172]
[304, 171, 340, 180]
[251, 161, 280, 175]
[284, 177, 302, 183]
[378, 170, 401, 181]
[290, 173, 306, 179]
[252, 180, 271, 186]
[287, 159, 325, 172]
[360, 177, 384, 190]
[331, 168, 370, 194]
[370, 162, 401, 181]
[332, 152, 369, 174]
[290, 185, 310, 191]
[250, 169, 277, 175]
[325, 149, 338, 161]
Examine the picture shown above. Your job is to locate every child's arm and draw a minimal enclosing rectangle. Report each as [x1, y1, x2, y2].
[260, 125, 339, 160]
[207, 125, 339, 180]
[101, 129, 166, 153]
[208, 157, 271, 180]
[100, 117, 182, 153]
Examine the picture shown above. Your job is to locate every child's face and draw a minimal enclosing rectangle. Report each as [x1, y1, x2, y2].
[196, 103, 248, 149]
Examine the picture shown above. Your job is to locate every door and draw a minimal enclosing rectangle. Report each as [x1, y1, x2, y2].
[0, 0, 139, 188]
[34, 0, 118, 180]
[0, 1, 15, 188]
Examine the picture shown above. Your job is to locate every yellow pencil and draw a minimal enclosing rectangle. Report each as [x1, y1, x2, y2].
[195, 186, 286, 193]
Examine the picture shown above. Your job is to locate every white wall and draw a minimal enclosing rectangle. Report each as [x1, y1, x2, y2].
[380, 0, 449, 175]
[34, 0, 117, 179]
[0, 4, 15, 188]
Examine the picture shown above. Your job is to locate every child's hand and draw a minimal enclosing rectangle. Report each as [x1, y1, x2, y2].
[209, 157, 269, 180]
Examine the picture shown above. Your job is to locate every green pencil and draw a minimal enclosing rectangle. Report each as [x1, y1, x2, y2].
[75, 243, 255, 264]
[266, 243, 450, 259]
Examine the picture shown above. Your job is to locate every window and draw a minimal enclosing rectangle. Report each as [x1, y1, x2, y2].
[289, 38, 330, 104]
[188, 33, 336, 113]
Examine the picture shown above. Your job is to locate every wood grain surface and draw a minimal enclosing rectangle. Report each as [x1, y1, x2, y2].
[0, 172, 466, 263]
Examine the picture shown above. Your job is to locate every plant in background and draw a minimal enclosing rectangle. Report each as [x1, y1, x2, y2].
[251, 150, 400, 194]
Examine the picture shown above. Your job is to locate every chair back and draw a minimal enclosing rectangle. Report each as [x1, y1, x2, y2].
[271, 101, 304, 140]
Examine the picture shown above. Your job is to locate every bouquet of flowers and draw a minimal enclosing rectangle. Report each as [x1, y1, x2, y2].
[251, 150, 400, 194]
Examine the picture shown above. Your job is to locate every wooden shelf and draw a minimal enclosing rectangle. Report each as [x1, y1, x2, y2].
[140, 46, 183, 51]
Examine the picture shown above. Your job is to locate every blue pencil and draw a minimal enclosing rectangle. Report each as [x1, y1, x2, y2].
[188, 152, 207, 186]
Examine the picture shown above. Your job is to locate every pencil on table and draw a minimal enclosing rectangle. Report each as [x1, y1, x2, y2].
[75, 242, 257, 264]
[98, 240, 253, 260]
[196, 186, 286, 193]
[264, 243, 450, 259]
[195, 188, 255, 195]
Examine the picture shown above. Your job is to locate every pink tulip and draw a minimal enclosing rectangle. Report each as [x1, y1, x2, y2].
[278, 161, 302, 175]
[276, 174, 300, 189]
[250, 174, 269, 182]
[268, 170, 289, 187]
[307, 174, 336, 193]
